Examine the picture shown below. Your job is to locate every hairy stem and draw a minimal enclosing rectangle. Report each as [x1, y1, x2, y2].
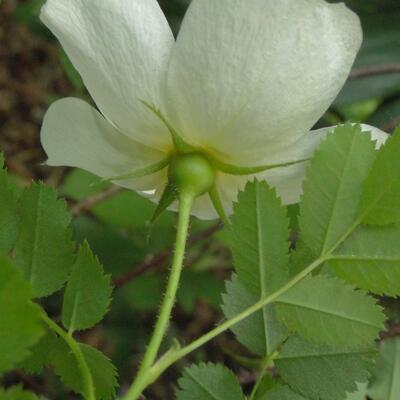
[123, 194, 363, 396]
[124, 192, 194, 400]
[134, 256, 327, 393]
[41, 313, 95, 400]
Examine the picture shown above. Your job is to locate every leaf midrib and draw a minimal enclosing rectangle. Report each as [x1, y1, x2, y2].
[276, 299, 381, 329]
[277, 349, 374, 361]
[68, 287, 81, 333]
[330, 255, 400, 262]
[321, 134, 359, 254]
[255, 183, 270, 354]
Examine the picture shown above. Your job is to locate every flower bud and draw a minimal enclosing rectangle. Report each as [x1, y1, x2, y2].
[168, 153, 215, 198]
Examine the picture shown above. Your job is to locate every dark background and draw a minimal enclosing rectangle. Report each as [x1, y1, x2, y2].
[1, 0, 400, 398]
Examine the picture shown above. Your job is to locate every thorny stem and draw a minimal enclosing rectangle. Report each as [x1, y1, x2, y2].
[124, 192, 194, 400]
[41, 313, 96, 400]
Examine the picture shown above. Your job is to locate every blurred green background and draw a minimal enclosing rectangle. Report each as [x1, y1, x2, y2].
[1, 0, 400, 398]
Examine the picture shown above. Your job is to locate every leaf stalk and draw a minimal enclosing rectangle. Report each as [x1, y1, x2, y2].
[41, 312, 96, 400]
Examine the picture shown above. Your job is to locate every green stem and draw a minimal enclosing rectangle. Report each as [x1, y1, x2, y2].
[130, 256, 327, 393]
[123, 193, 363, 397]
[176, 258, 322, 354]
[248, 349, 280, 400]
[248, 372, 265, 400]
[41, 313, 96, 400]
[124, 192, 194, 400]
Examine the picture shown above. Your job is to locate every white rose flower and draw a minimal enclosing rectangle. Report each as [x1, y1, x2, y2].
[40, 0, 387, 220]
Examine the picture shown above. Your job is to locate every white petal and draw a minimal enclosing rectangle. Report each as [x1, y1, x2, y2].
[41, 98, 167, 191]
[217, 124, 389, 212]
[158, 123, 389, 219]
[191, 195, 218, 220]
[41, 0, 174, 149]
[354, 124, 388, 148]
[166, 0, 362, 162]
[310, 124, 389, 149]
[160, 191, 218, 221]
[218, 164, 308, 214]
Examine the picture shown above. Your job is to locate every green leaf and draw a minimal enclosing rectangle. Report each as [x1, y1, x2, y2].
[368, 337, 400, 400]
[329, 224, 400, 296]
[62, 242, 112, 332]
[299, 124, 376, 257]
[14, 183, 75, 298]
[0, 154, 19, 253]
[177, 363, 244, 400]
[81, 345, 119, 400]
[275, 335, 376, 400]
[222, 275, 286, 356]
[257, 386, 306, 400]
[0, 255, 44, 373]
[224, 181, 289, 355]
[17, 330, 59, 374]
[275, 275, 384, 347]
[358, 127, 400, 226]
[52, 341, 118, 400]
[0, 386, 40, 400]
[230, 180, 290, 295]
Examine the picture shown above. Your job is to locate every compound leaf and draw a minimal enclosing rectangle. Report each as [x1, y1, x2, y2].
[62, 242, 112, 332]
[275, 275, 384, 347]
[177, 363, 244, 400]
[0, 255, 44, 373]
[14, 183, 75, 298]
[275, 335, 376, 400]
[359, 127, 400, 225]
